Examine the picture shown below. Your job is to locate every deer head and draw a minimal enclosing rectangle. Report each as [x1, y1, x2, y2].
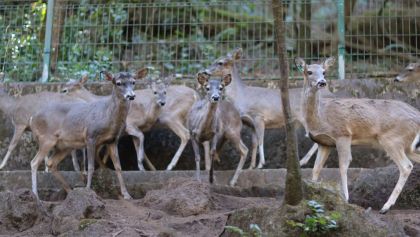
[197, 72, 232, 103]
[295, 57, 335, 90]
[395, 63, 420, 82]
[61, 74, 89, 94]
[102, 68, 148, 101]
[201, 48, 243, 77]
[150, 77, 170, 107]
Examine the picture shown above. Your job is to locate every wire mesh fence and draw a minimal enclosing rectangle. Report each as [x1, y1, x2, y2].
[0, 0, 419, 82]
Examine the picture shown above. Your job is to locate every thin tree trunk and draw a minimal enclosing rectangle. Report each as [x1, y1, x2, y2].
[298, 0, 311, 57]
[272, 0, 303, 206]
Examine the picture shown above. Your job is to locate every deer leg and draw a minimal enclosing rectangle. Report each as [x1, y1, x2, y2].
[299, 143, 318, 166]
[335, 137, 352, 202]
[248, 132, 258, 169]
[127, 126, 147, 171]
[31, 140, 54, 198]
[71, 150, 80, 172]
[209, 134, 224, 184]
[108, 143, 132, 199]
[254, 118, 266, 169]
[379, 142, 413, 214]
[203, 141, 211, 171]
[86, 139, 96, 189]
[312, 145, 331, 181]
[165, 121, 190, 171]
[48, 149, 72, 193]
[229, 137, 249, 187]
[0, 125, 26, 169]
[191, 138, 201, 182]
[82, 148, 87, 174]
[132, 137, 156, 171]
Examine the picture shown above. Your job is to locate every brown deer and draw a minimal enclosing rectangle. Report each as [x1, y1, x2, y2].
[0, 79, 84, 170]
[201, 48, 331, 169]
[295, 57, 420, 214]
[188, 73, 248, 186]
[29, 69, 148, 199]
[394, 62, 420, 82]
[63, 75, 201, 171]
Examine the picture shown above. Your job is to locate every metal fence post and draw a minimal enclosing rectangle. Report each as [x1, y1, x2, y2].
[40, 0, 54, 83]
[337, 0, 345, 80]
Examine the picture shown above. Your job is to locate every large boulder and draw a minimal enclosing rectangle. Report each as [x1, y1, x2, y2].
[52, 188, 106, 235]
[0, 189, 49, 235]
[350, 164, 420, 210]
[141, 177, 211, 217]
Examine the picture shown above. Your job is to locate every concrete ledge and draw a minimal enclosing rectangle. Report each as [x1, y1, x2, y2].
[0, 168, 366, 200]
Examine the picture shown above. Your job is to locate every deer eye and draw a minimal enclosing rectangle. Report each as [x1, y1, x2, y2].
[206, 87, 210, 91]
[322, 71, 325, 75]
[408, 68, 413, 72]
[164, 91, 166, 95]
[132, 81, 135, 85]
[154, 91, 157, 94]
[217, 61, 224, 66]
[308, 71, 313, 75]
[116, 81, 122, 86]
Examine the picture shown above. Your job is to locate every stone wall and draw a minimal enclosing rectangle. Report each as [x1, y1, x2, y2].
[0, 78, 418, 171]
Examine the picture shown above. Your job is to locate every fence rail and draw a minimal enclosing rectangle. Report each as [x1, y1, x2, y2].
[0, 0, 419, 82]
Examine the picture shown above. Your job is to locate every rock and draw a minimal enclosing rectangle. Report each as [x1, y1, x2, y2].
[0, 189, 48, 234]
[141, 177, 211, 217]
[222, 180, 407, 237]
[52, 188, 106, 235]
[350, 165, 420, 210]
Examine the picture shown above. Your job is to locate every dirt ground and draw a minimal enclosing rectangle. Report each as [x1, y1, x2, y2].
[0, 177, 419, 237]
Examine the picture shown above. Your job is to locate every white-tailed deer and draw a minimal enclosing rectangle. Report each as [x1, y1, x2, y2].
[0, 79, 84, 170]
[62, 75, 201, 171]
[394, 62, 420, 82]
[188, 73, 248, 186]
[295, 57, 420, 214]
[202, 48, 329, 169]
[29, 69, 148, 199]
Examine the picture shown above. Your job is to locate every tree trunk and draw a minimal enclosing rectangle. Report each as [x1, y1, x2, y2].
[50, 0, 65, 73]
[272, 0, 303, 206]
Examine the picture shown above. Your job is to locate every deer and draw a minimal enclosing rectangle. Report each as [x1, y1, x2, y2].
[0, 78, 85, 171]
[29, 68, 148, 199]
[295, 56, 420, 214]
[201, 48, 332, 169]
[394, 62, 420, 82]
[63, 74, 202, 171]
[188, 72, 248, 187]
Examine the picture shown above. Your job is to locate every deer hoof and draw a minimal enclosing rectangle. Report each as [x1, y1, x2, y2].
[257, 164, 264, 169]
[123, 193, 133, 200]
[379, 208, 389, 214]
[166, 165, 173, 171]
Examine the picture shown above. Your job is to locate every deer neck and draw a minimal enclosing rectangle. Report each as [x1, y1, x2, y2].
[199, 100, 218, 135]
[108, 89, 130, 129]
[302, 84, 322, 132]
[0, 92, 14, 116]
[79, 87, 100, 102]
[226, 64, 245, 96]
[146, 99, 162, 122]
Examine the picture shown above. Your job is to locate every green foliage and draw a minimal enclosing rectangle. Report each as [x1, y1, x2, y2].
[286, 200, 340, 237]
[224, 223, 263, 237]
[0, 0, 46, 81]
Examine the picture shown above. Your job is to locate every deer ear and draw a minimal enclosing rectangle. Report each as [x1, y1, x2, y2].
[80, 74, 88, 84]
[222, 74, 232, 86]
[197, 72, 209, 86]
[231, 48, 243, 60]
[135, 68, 149, 80]
[294, 57, 306, 72]
[323, 57, 336, 70]
[101, 71, 113, 81]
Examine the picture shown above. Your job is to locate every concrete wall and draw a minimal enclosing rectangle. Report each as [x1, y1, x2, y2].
[0, 78, 418, 171]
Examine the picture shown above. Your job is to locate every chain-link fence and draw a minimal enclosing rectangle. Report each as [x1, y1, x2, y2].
[0, 0, 419, 81]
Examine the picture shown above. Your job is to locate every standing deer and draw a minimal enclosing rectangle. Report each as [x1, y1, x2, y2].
[394, 62, 420, 82]
[295, 57, 420, 214]
[0, 79, 84, 170]
[201, 48, 330, 169]
[63, 74, 202, 171]
[188, 73, 248, 186]
[29, 69, 148, 199]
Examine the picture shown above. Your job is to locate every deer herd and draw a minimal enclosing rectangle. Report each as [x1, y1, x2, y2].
[0, 48, 419, 214]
